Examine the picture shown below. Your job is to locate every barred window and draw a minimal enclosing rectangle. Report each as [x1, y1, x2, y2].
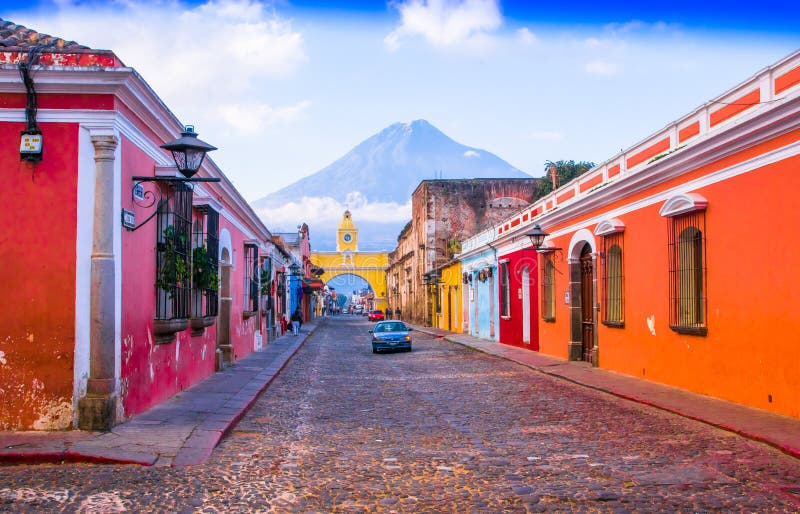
[155, 183, 192, 320]
[541, 255, 555, 321]
[243, 244, 259, 313]
[668, 211, 707, 335]
[191, 206, 219, 318]
[499, 261, 510, 317]
[602, 232, 624, 326]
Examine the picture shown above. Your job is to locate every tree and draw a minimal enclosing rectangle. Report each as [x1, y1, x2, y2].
[536, 160, 595, 197]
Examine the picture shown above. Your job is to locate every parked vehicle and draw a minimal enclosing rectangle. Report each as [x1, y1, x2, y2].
[369, 321, 412, 353]
[368, 309, 385, 321]
[353, 305, 364, 315]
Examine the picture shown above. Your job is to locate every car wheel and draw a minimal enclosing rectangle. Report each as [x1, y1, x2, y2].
[372, 347, 378, 354]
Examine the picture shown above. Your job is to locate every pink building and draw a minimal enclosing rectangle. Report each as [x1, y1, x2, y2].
[0, 19, 286, 430]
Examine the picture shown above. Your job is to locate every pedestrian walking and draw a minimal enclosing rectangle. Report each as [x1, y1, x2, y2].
[291, 309, 302, 335]
[385, 306, 392, 320]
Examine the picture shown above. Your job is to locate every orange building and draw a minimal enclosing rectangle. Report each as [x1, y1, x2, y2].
[469, 49, 800, 419]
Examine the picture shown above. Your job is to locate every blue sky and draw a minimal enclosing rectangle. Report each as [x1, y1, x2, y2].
[5, 1, 798, 233]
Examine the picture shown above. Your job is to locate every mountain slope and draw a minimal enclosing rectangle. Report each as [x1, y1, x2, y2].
[253, 119, 529, 208]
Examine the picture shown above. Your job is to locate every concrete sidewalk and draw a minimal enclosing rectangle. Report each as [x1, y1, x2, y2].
[412, 324, 800, 461]
[0, 320, 319, 467]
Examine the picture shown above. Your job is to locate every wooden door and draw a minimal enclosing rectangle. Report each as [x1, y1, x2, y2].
[580, 244, 594, 362]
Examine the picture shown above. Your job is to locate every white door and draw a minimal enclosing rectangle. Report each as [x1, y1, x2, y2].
[522, 266, 530, 344]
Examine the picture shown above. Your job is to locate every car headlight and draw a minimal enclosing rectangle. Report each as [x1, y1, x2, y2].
[404, 336, 411, 341]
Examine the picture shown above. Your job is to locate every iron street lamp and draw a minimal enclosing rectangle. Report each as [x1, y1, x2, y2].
[525, 224, 549, 249]
[126, 125, 220, 231]
[160, 126, 218, 179]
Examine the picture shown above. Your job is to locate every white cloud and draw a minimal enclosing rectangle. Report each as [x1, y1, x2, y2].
[526, 131, 563, 141]
[516, 27, 537, 46]
[256, 194, 412, 231]
[585, 59, 620, 76]
[218, 100, 311, 133]
[463, 150, 480, 158]
[385, 0, 502, 52]
[17, 0, 307, 109]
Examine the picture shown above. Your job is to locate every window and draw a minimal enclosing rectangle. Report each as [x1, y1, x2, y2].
[499, 261, 510, 317]
[191, 206, 219, 318]
[668, 211, 707, 335]
[541, 255, 555, 321]
[243, 243, 259, 313]
[602, 232, 624, 326]
[155, 183, 192, 320]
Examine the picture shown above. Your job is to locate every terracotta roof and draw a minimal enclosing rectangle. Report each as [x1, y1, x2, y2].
[0, 18, 89, 51]
[0, 18, 119, 67]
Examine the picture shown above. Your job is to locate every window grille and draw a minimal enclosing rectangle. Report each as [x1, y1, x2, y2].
[191, 206, 219, 318]
[668, 211, 707, 335]
[243, 244, 259, 313]
[541, 255, 555, 321]
[602, 232, 624, 326]
[500, 261, 510, 317]
[155, 183, 192, 320]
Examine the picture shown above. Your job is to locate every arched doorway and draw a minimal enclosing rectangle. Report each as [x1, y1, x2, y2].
[521, 266, 531, 344]
[567, 229, 598, 365]
[579, 244, 594, 362]
[217, 247, 232, 367]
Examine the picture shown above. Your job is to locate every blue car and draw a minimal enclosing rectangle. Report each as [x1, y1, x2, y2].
[369, 321, 412, 353]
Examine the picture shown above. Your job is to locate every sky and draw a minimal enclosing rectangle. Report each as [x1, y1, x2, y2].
[5, 0, 799, 233]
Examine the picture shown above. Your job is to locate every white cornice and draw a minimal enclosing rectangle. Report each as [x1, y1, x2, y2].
[594, 218, 626, 236]
[659, 193, 708, 217]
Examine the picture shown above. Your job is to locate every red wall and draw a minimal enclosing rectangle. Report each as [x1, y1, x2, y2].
[119, 137, 217, 418]
[498, 249, 539, 350]
[0, 121, 80, 430]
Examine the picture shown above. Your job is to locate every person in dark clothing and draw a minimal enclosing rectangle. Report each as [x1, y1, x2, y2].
[385, 306, 392, 320]
[394, 307, 401, 320]
[291, 309, 302, 335]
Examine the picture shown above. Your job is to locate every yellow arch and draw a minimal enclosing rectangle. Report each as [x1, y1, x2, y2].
[311, 251, 389, 310]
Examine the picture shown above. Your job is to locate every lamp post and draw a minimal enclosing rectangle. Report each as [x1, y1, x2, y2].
[127, 125, 220, 232]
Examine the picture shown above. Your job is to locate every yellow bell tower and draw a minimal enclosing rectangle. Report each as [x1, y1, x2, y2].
[337, 210, 358, 252]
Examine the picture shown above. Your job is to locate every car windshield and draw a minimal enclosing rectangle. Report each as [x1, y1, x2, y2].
[376, 322, 406, 332]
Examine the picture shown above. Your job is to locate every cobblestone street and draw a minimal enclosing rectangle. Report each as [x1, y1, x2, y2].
[2, 316, 799, 512]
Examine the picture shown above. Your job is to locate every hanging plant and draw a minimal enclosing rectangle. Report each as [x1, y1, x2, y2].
[192, 245, 219, 292]
[155, 225, 190, 298]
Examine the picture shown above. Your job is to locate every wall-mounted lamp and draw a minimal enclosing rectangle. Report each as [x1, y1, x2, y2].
[159, 126, 217, 179]
[126, 126, 220, 231]
[524, 224, 563, 253]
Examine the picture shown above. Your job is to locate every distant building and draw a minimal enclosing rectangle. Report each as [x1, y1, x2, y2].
[387, 178, 540, 326]
[311, 211, 389, 311]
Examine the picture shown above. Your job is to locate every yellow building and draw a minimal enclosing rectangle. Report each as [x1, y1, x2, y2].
[430, 260, 462, 331]
[311, 211, 390, 311]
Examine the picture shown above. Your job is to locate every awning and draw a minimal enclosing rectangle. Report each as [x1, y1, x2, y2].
[302, 278, 324, 293]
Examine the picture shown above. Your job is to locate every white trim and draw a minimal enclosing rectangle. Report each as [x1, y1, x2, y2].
[659, 193, 708, 217]
[568, 229, 597, 261]
[594, 218, 626, 236]
[72, 126, 95, 425]
[219, 229, 233, 268]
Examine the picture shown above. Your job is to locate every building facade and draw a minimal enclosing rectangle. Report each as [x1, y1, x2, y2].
[456, 49, 800, 420]
[0, 20, 299, 430]
[311, 211, 389, 312]
[387, 178, 540, 325]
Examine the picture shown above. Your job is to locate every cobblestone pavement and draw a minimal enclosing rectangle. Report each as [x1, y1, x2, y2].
[2, 316, 799, 512]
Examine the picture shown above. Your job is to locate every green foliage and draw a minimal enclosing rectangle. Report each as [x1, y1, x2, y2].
[155, 225, 190, 298]
[447, 239, 462, 257]
[260, 268, 272, 296]
[192, 246, 219, 292]
[536, 160, 596, 197]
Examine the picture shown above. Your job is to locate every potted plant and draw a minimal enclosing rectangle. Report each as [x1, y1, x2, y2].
[190, 244, 219, 335]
